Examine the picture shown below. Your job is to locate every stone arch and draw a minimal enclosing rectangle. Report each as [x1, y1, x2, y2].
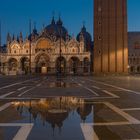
[8, 58, 18, 71]
[20, 57, 29, 74]
[137, 66, 140, 73]
[35, 53, 50, 73]
[130, 66, 135, 73]
[69, 57, 80, 74]
[55, 56, 66, 74]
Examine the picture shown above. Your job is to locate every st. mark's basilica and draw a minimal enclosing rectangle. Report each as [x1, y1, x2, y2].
[0, 17, 92, 75]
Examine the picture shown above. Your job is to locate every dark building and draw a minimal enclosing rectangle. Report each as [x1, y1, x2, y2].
[94, 0, 128, 74]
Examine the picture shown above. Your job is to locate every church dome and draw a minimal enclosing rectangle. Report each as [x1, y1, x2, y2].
[44, 17, 68, 41]
[77, 25, 92, 51]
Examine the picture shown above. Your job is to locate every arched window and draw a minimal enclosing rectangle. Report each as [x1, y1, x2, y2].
[55, 56, 66, 74]
[69, 57, 80, 74]
[8, 58, 18, 71]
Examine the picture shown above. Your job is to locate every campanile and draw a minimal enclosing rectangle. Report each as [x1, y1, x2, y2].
[94, 0, 128, 74]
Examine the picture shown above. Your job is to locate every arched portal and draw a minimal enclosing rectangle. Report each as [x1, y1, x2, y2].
[83, 57, 89, 73]
[69, 57, 80, 74]
[130, 66, 135, 73]
[137, 66, 140, 73]
[55, 56, 66, 74]
[35, 53, 50, 74]
[20, 57, 29, 74]
[8, 58, 18, 71]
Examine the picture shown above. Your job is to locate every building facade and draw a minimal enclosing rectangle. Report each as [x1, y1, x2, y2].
[0, 17, 92, 75]
[128, 32, 140, 73]
[94, 0, 128, 74]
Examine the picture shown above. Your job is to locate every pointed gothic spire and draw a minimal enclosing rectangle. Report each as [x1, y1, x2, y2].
[82, 21, 86, 32]
[25, 33, 28, 41]
[19, 32, 23, 43]
[51, 11, 55, 25]
[51, 16, 55, 25]
[7, 32, 11, 43]
[12, 34, 15, 41]
[17, 35, 19, 42]
[57, 14, 63, 26]
[33, 22, 37, 33]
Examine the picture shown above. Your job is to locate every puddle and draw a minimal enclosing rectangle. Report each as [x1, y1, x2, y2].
[0, 97, 128, 139]
[0, 127, 19, 140]
[12, 97, 93, 123]
[11, 97, 93, 140]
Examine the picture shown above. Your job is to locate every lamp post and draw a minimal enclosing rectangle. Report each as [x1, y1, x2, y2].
[29, 20, 32, 74]
[59, 28, 62, 77]
[0, 20, 1, 74]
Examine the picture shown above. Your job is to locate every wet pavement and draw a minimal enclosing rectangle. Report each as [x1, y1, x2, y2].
[0, 97, 93, 140]
[0, 75, 140, 139]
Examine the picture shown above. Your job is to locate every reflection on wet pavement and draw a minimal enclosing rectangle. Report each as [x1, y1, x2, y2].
[0, 127, 20, 140]
[13, 97, 92, 123]
[11, 97, 93, 140]
[0, 96, 139, 139]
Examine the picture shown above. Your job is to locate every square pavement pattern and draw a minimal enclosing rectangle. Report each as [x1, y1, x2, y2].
[0, 75, 140, 139]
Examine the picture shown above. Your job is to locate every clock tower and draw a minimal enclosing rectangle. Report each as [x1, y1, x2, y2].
[94, 0, 128, 74]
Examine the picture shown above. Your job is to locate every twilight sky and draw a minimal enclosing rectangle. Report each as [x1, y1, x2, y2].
[0, 0, 139, 44]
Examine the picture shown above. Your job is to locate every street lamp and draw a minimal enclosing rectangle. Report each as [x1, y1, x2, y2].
[56, 26, 62, 79]
[0, 20, 1, 74]
[29, 20, 32, 74]
[59, 28, 62, 76]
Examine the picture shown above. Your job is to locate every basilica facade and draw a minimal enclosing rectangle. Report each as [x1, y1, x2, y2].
[0, 17, 92, 75]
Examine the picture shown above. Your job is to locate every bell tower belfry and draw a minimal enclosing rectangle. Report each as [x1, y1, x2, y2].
[94, 0, 128, 74]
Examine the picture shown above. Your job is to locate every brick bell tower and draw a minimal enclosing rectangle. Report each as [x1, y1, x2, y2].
[94, 0, 128, 74]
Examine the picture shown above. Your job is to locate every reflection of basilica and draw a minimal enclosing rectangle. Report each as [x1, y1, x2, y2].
[13, 97, 92, 131]
[0, 16, 92, 75]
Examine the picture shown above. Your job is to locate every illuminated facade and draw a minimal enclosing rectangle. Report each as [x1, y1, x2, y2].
[0, 17, 92, 75]
[94, 0, 128, 74]
[128, 32, 140, 73]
